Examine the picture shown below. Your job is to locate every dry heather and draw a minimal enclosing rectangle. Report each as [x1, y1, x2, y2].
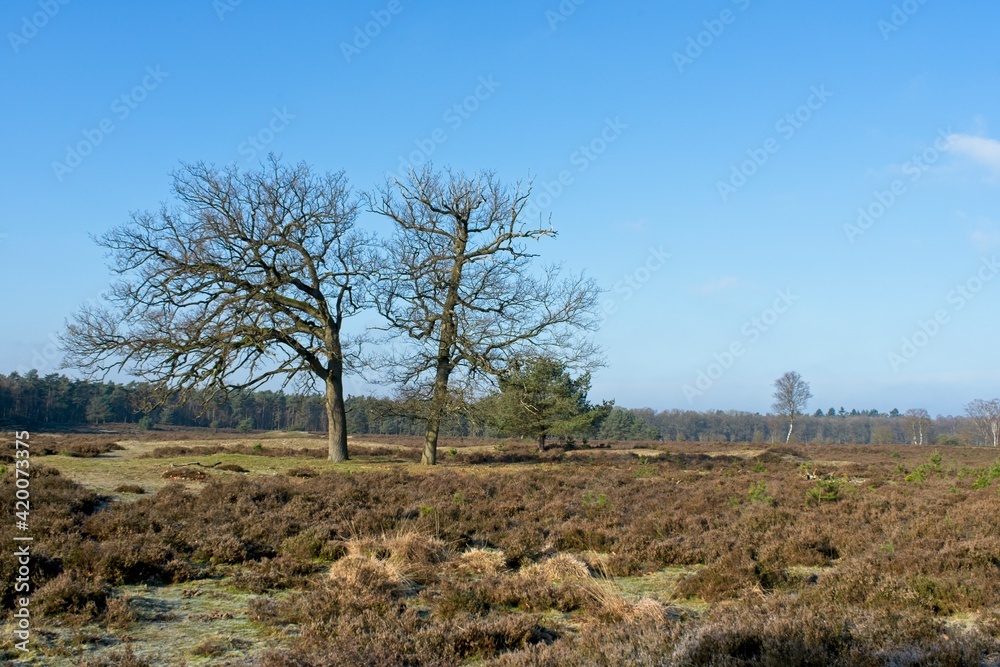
[4, 441, 1000, 664]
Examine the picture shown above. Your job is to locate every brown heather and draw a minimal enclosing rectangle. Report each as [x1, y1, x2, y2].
[3, 439, 1000, 664]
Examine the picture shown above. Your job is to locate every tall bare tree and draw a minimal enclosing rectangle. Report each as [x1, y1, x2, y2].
[772, 371, 812, 443]
[61, 157, 370, 461]
[966, 399, 1000, 447]
[904, 408, 932, 445]
[367, 167, 600, 465]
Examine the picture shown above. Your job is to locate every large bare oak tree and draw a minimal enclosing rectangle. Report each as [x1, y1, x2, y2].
[367, 167, 600, 465]
[61, 157, 370, 461]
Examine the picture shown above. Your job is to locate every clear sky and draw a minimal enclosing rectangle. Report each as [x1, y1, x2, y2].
[2, 0, 999, 417]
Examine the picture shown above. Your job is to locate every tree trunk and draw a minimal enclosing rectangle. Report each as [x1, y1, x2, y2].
[537, 433, 547, 451]
[422, 415, 440, 466]
[325, 374, 348, 462]
[422, 243, 464, 465]
[785, 420, 794, 443]
[422, 361, 453, 466]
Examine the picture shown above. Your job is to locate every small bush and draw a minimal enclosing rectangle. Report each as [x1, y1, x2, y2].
[747, 481, 774, 505]
[34, 571, 110, 619]
[62, 442, 124, 458]
[79, 646, 150, 667]
[237, 418, 255, 433]
[162, 467, 211, 481]
[192, 637, 253, 657]
[114, 484, 146, 494]
[806, 479, 841, 505]
[231, 556, 315, 593]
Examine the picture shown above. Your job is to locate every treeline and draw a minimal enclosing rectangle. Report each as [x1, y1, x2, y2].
[0, 371, 982, 445]
[637, 409, 971, 446]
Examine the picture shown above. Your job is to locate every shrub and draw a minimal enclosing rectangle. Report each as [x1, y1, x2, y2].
[62, 441, 124, 458]
[237, 418, 255, 433]
[162, 467, 210, 481]
[192, 637, 252, 657]
[114, 484, 146, 494]
[231, 556, 315, 593]
[79, 646, 151, 667]
[747, 481, 774, 505]
[806, 479, 841, 505]
[34, 571, 110, 619]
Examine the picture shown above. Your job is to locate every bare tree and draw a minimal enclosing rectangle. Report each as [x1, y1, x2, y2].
[771, 371, 812, 443]
[61, 157, 370, 462]
[367, 167, 600, 465]
[904, 408, 931, 445]
[966, 399, 1000, 447]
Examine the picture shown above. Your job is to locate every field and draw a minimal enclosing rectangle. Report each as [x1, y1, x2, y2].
[4, 430, 1000, 666]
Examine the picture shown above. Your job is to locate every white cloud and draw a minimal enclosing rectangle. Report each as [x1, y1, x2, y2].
[946, 133, 1000, 177]
[693, 275, 738, 296]
[971, 220, 1000, 251]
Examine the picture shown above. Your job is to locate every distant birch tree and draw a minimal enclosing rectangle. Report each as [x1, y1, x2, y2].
[772, 371, 812, 443]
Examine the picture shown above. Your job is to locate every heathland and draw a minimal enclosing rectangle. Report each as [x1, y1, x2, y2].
[4, 429, 1000, 666]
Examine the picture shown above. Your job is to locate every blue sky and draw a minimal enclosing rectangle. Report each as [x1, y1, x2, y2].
[2, 0, 999, 416]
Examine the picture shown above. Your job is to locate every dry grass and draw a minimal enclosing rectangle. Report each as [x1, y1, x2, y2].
[5, 435, 1000, 664]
